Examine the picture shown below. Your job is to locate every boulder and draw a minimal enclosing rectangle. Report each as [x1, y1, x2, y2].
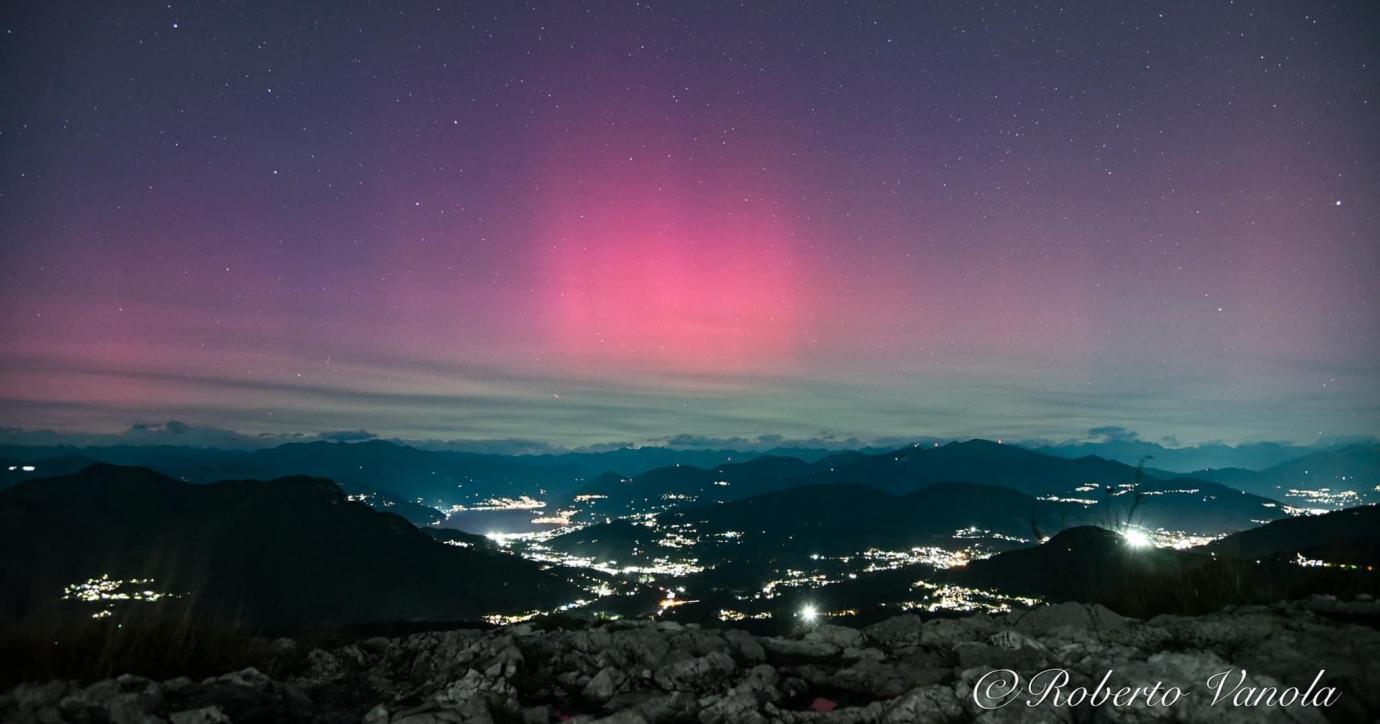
[169, 706, 231, 724]
[583, 667, 625, 702]
[1008, 602, 1130, 634]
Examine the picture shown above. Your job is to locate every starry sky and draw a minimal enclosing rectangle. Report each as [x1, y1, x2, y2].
[1, 1, 1377, 448]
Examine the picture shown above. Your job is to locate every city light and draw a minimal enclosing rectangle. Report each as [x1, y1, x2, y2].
[1123, 529, 1153, 548]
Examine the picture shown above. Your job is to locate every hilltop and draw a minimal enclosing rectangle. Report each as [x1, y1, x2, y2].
[0, 465, 585, 630]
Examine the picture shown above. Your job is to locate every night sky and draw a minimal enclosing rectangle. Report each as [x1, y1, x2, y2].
[1, 2, 1377, 447]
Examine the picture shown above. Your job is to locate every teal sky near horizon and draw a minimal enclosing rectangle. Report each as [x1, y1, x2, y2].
[1, 2, 1378, 447]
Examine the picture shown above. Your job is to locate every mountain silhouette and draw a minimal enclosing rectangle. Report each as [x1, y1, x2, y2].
[949, 506, 1380, 616]
[1185, 443, 1380, 503]
[0, 441, 807, 509]
[808, 439, 1153, 496]
[551, 482, 1087, 588]
[568, 440, 1281, 533]
[1207, 504, 1380, 565]
[0, 465, 584, 629]
[1035, 438, 1313, 473]
[0, 454, 98, 491]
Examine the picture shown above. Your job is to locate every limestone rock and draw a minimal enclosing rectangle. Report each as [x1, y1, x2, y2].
[2, 599, 1376, 723]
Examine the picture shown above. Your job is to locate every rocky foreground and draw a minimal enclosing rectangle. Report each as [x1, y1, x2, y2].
[4, 597, 1379, 724]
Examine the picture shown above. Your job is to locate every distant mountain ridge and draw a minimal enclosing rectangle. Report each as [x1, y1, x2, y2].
[0, 441, 793, 509]
[2, 437, 1354, 520]
[569, 439, 1284, 530]
[1033, 439, 1320, 472]
[805, 439, 1162, 496]
[1183, 443, 1380, 503]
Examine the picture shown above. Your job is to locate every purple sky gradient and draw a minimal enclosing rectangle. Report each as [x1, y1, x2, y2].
[1, 2, 1377, 446]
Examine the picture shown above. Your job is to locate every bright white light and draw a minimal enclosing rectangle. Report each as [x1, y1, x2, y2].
[799, 604, 819, 622]
[1123, 529, 1153, 548]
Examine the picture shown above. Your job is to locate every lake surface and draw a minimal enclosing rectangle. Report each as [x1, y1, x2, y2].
[436, 508, 565, 535]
